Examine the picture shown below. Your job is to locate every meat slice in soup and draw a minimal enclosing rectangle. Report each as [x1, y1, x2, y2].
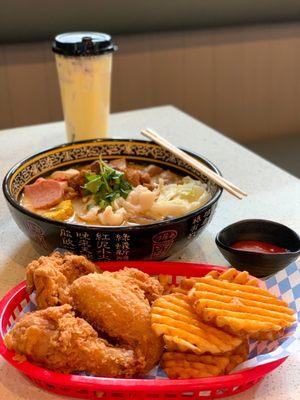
[143, 164, 163, 177]
[108, 158, 127, 171]
[51, 169, 79, 181]
[68, 171, 86, 196]
[151, 170, 179, 185]
[24, 178, 66, 209]
[108, 158, 151, 188]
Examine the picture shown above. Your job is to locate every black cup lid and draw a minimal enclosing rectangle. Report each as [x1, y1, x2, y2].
[52, 32, 117, 56]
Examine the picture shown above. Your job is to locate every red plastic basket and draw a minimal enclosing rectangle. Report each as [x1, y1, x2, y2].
[0, 261, 287, 399]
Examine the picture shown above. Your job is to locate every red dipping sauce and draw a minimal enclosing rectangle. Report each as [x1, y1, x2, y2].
[231, 240, 287, 254]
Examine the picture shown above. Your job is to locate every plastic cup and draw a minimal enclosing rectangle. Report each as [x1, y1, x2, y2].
[52, 32, 117, 142]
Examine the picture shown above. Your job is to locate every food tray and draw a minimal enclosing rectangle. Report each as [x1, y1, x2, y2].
[0, 261, 286, 399]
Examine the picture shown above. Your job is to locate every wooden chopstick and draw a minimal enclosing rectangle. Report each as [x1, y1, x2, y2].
[141, 128, 247, 200]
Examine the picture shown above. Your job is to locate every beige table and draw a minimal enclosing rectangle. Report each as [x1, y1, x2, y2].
[0, 106, 299, 400]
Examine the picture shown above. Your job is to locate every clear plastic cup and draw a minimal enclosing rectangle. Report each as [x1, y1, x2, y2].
[52, 32, 117, 142]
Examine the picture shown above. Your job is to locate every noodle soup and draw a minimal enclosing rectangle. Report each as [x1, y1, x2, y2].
[21, 158, 211, 227]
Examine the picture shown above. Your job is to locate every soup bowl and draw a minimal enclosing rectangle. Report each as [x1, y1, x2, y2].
[2, 138, 222, 261]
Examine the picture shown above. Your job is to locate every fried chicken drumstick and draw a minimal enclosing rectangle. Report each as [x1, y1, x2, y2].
[5, 305, 139, 377]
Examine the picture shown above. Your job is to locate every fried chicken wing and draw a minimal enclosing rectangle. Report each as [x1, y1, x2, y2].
[5, 305, 140, 377]
[102, 267, 164, 304]
[70, 273, 164, 375]
[26, 252, 98, 308]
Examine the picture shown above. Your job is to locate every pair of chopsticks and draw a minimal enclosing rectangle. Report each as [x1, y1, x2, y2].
[141, 128, 247, 199]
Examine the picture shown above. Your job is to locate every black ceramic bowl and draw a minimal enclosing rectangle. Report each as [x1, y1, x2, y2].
[216, 219, 300, 277]
[3, 138, 222, 261]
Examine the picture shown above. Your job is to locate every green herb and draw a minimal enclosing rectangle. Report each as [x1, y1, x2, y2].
[84, 176, 102, 193]
[83, 157, 132, 210]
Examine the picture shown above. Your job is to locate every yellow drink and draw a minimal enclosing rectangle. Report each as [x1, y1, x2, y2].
[55, 53, 112, 141]
[53, 32, 116, 142]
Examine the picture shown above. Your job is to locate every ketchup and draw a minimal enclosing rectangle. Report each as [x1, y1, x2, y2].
[231, 240, 287, 254]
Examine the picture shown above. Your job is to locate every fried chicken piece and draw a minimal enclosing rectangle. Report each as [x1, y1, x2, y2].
[4, 305, 140, 377]
[103, 267, 163, 304]
[70, 273, 164, 375]
[26, 252, 98, 309]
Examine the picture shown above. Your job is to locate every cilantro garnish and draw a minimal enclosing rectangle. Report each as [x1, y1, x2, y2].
[83, 158, 132, 210]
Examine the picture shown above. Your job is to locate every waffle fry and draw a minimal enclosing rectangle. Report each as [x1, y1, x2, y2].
[170, 278, 198, 295]
[161, 340, 248, 379]
[158, 274, 176, 295]
[189, 276, 295, 340]
[206, 268, 259, 287]
[161, 352, 230, 378]
[171, 268, 259, 296]
[151, 293, 242, 354]
[224, 339, 249, 373]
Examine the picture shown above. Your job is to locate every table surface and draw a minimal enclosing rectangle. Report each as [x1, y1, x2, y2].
[0, 105, 299, 400]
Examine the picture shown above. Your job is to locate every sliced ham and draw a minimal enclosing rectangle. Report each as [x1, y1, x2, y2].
[24, 178, 65, 209]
